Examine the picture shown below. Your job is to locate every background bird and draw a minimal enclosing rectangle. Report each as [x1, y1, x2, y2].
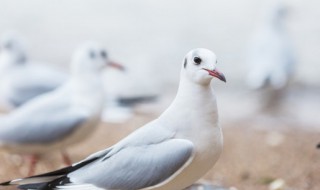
[245, 2, 295, 111]
[0, 41, 124, 176]
[101, 94, 158, 123]
[246, 2, 295, 90]
[101, 58, 158, 124]
[0, 32, 68, 111]
[0, 48, 226, 190]
[0, 32, 154, 122]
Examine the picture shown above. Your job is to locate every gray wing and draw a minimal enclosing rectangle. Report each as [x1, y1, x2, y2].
[0, 106, 88, 144]
[7, 81, 60, 107]
[65, 139, 194, 190]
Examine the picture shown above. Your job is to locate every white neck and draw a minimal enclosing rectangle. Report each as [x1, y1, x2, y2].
[70, 72, 105, 113]
[159, 72, 219, 133]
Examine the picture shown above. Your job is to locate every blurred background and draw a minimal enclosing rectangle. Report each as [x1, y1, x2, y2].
[0, 0, 319, 190]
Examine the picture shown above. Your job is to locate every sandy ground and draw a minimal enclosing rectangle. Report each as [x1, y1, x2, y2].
[0, 110, 319, 190]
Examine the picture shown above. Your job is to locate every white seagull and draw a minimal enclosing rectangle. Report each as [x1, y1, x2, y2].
[0, 41, 124, 176]
[1, 48, 226, 190]
[0, 32, 68, 110]
[246, 3, 295, 90]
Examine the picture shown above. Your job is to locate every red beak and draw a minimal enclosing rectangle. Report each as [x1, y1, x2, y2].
[203, 68, 226, 82]
[108, 61, 125, 71]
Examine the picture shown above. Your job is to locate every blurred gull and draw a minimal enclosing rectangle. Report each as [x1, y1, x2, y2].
[102, 67, 158, 123]
[0, 48, 226, 190]
[0, 32, 68, 110]
[102, 94, 157, 123]
[0, 42, 124, 176]
[246, 2, 295, 90]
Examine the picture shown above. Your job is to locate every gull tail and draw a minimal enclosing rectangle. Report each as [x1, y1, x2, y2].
[0, 157, 99, 189]
[0, 175, 70, 190]
[18, 176, 71, 190]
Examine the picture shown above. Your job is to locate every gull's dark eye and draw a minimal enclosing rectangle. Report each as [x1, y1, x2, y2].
[193, 57, 202, 65]
[89, 51, 96, 59]
[101, 50, 107, 58]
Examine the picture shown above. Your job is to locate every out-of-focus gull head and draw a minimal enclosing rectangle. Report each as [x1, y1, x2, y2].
[0, 31, 27, 64]
[71, 41, 124, 75]
[182, 48, 226, 85]
[266, 1, 289, 27]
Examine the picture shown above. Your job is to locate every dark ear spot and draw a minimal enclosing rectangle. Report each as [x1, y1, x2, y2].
[184, 58, 187, 68]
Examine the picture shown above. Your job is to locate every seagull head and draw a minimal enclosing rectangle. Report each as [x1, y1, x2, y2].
[71, 41, 124, 75]
[265, 1, 288, 27]
[0, 32, 27, 64]
[182, 48, 226, 85]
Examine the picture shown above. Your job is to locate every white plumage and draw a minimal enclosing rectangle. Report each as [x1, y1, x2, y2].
[246, 2, 295, 90]
[0, 41, 123, 175]
[1, 48, 226, 190]
[0, 32, 68, 110]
